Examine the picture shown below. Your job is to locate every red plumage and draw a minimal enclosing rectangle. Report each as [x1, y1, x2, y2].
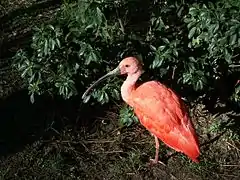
[130, 81, 200, 162]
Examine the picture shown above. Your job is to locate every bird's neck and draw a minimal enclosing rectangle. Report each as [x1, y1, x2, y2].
[121, 71, 142, 106]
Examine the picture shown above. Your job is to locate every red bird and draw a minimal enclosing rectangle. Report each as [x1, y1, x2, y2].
[82, 57, 200, 164]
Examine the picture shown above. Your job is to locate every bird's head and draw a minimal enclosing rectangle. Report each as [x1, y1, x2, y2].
[119, 57, 143, 75]
[82, 56, 143, 102]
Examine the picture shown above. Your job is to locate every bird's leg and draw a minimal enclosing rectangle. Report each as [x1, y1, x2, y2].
[149, 135, 166, 166]
[153, 135, 159, 162]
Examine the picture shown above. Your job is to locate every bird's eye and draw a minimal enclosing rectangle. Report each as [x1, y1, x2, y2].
[125, 64, 130, 68]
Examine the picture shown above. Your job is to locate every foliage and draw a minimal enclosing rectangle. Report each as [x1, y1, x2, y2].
[119, 105, 138, 127]
[13, 0, 122, 103]
[183, 1, 240, 90]
[13, 0, 240, 107]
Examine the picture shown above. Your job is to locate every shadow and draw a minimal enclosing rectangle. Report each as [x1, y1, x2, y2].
[0, 88, 113, 158]
[0, 90, 56, 157]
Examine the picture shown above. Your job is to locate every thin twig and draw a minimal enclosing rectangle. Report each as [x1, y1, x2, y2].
[54, 140, 116, 144]
[83, 140, 116, 144]
[226, 141, 240, 151]
[170, 173, 179, 180]
[220, 164, 240, 167]
[215, 173, 240, 178]
[91, 150, 124, 154]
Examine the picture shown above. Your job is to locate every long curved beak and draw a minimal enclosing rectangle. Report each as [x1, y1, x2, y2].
[82, 67, 120, 103]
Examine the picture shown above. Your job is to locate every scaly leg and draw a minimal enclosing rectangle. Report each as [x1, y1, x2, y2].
[149, 135, 166, 166]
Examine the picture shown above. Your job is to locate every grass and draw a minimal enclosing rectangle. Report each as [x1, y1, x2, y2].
[0, 99, 239, 180]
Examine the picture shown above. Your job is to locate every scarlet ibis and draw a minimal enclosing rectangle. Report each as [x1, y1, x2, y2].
[82, 57, 200, 164]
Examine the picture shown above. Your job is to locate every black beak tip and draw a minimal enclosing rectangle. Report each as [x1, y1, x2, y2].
[82, 94, 90, 103]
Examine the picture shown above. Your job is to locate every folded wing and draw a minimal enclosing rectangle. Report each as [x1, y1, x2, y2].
[131, 81, 200, 161]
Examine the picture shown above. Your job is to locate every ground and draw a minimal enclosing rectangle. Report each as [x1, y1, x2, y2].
[0, 91, 239, 180]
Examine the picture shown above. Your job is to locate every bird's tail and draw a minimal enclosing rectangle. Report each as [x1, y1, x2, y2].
[180, 129, 200, 162]
[160, 129, 200, 163]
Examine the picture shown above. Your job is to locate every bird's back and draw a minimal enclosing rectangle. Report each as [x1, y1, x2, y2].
[130, 81, 200, 162]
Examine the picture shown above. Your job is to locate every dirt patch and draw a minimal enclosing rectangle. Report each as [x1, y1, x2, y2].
[0, 102, 239, 180]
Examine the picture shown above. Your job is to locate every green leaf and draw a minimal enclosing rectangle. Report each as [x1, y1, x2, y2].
[99, 92, 104, 102]
[177, 6, 184, 17]
[184, 18, 192, 24]
[173, 49, 178, 57]
[44, 39, 48, 56]
[158, 46, 165, 51]
[51, 39, 56, 50]
[85, 51, 98, 65]
[188, 62, 195, 72]
[59, 86, 64, 95]
[189, 7, 197, 16]
[189, 57, 195, 62]
[91, 51, 98, 62]
[188, 42, 192, 48]
[56, 38, 61, 48]
[188, 27, 196, 39]
[229, 34, 237, 45]
[150, 45, 157, 51]
[85, 24, 94, 30]
[209, 24, 216, 34]
[104, 92, 109, 103]
[213, 23, 219, 33]
[112, 89, 120, 100]
[187, 21, 196, 29]
[196, 80, 203, 90]
[162, 38, 170, 44]
[29, 73, 35, 83]
[96, 7, 103, 25]
[21, 67, 29, 78]
[78, 44, 87, 57]
[151, 57, 163, 69]
[30, 93, 35, 104]
[182, 73, 191, 83]
[224, 49, 232, 63]
[48, 25, 55, 31]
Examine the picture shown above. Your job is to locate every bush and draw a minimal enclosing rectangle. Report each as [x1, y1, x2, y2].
[13, 0, 240, 106]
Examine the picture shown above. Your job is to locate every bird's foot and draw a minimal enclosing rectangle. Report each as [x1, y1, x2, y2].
[149, 158, 166, 166]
